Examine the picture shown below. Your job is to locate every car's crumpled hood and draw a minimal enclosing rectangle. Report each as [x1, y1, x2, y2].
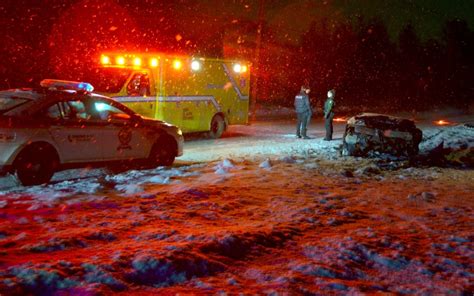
[348, 113, 417, 132]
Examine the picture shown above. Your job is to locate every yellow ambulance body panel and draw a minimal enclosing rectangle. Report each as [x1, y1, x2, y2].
[94, 53, 250, 137]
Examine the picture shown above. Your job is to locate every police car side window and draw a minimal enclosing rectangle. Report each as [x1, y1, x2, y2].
[94, 101, 131, 121]
[46, 104, 62, 119]
[60, 102, 73, 119]
[44, 101, 88, 121]
[67, 100, 90, 120]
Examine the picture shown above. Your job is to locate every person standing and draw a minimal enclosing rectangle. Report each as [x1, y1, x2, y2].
[324, 89, 336, 141]
[294, 86, 312, 139]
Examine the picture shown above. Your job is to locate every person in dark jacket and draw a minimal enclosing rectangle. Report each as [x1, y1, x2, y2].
[294, 86, 312, 139]
[323, 89, 336, 141]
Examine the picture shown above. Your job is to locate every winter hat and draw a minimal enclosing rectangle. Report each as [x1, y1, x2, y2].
[328, 89, 335, 98]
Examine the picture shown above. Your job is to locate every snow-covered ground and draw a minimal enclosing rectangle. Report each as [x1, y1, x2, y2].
[0, 116, 472, 295]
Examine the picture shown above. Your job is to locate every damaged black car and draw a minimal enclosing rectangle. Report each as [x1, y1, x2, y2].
[342, 113, 423, 157]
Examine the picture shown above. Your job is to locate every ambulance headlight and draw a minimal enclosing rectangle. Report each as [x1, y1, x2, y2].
[191, 60, 201, 71]
[233, 63, 242, 73]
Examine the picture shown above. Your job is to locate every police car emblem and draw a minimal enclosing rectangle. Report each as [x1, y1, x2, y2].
[118, 127, 132, 150]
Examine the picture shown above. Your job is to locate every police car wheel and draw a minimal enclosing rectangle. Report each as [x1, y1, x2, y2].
[209, 115, 225, 139]
[149, 137, 176, 167]
[14, 145, 58, 186]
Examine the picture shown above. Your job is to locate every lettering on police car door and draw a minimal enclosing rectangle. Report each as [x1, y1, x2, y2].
[117, 127, 132, 150]
[67, 135, 95, 143]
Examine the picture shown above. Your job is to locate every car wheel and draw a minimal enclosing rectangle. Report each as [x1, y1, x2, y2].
[149, 136, 177, 167]
[208, 114, 225, 139]
[14, 144, 58, 186]
[342, 142, 357, 156]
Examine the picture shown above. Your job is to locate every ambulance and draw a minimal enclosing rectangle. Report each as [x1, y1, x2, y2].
[91, 53, 250, 138]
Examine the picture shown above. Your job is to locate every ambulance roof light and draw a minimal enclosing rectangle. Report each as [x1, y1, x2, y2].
[40, 79, 94, 93]
[191, 60, 201, 71]
[133, 57, 142, 66]
[116, 56, 125, 65]
[233, 63, 242, 73]
[150, 58, 159, 67]
[101, 55, 111, 65]
[173, 59, 182, 70]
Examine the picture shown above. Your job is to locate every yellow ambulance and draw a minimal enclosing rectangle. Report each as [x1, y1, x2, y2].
[91, 53, 250, 138]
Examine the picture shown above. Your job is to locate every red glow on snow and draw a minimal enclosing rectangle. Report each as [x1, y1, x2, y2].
[333, 117, 347, 122]
[434, 119, 454, 126]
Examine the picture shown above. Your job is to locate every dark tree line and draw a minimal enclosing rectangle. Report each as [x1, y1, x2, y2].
[256, 17, 474, 112]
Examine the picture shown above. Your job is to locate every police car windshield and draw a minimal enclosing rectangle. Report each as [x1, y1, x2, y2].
[85, 68, 132, 93]
[0, 96, 31, 114]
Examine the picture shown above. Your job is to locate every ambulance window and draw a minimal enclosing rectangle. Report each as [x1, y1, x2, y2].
[84, 68, 132, 93]
[127, 73, 150, 96]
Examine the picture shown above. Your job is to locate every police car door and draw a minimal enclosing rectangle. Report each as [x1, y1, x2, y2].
[94, 100, 152, 161]
[44, 98, 105, 163]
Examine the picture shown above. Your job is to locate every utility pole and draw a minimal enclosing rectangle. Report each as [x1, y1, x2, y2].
[250, 0, 264, 122]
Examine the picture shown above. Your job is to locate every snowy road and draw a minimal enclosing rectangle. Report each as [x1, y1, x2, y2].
[180, 118, 346, 162]
[0, 116, 473, 295]
[0, 114, 472, 187]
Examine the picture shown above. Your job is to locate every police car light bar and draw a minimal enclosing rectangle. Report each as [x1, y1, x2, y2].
[40, 79, 94, 93]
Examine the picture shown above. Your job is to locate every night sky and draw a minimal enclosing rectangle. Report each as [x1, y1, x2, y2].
[1, 0, 473, 108]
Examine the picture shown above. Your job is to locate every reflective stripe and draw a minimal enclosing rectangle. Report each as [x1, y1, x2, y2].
[157, 96, 221, 112]
[113, 96, 156, 103]
[112, 95, 221, 112]
[222, 64, 249, 100]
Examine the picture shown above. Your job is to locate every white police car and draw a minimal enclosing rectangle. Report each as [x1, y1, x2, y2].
[0, 79, 183, 185]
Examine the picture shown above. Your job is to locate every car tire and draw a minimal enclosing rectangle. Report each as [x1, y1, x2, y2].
[208, 114, 225, 139]
[14, 144, 58, 186]
[149, 136, 177, 167]
[342, 142, 357, 156]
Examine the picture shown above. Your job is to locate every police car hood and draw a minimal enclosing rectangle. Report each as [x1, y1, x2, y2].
[140, 116, 178, 130]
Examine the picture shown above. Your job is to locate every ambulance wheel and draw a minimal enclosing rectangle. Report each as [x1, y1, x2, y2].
[209, 115, 225, 139]
[14, 144, 58, 186]
[149, 136, 177, 167]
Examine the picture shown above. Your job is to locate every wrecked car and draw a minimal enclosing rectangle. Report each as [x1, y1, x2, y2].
[342, 113, 423, 157]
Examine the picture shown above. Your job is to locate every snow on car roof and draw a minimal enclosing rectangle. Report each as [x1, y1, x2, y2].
[356, 113, 410, 120]
[0, 89, 42, 100]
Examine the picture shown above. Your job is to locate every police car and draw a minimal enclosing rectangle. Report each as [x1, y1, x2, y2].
[0, 79, 184, 185]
